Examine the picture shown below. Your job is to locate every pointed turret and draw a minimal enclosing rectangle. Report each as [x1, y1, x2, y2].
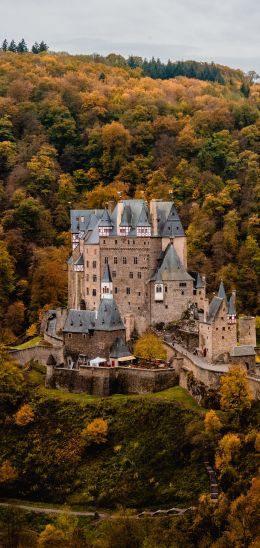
[101, 264, 113, 299]
[98, 209, 113, 236]
[136, 204, 151, 236]
[218, 281, 226, 300]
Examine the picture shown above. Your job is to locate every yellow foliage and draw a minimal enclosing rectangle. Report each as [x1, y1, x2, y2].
[38, 524, 64, 547]
[215, 433, 241, 470]
[81, 418, 108, 444]
[0, 460, 17, 483]
[15, 403, 34, 426]
[133, 331, 167, 361]
[204, 410, 223, 437]
[26, 323, 38, 338]
[220, 366, 252, 415]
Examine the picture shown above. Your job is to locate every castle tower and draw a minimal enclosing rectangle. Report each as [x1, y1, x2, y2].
[239, 317, 256, 347]
[101, 265, 113, 299]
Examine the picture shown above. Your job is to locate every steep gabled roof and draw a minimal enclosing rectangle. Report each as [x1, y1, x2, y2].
[161, 203, 185, 237]
[151, 243, 193, 282]
[120, 205, 132, 226]
[136, 204, 151, 227]
[63, 310, 96, 333]
[196, 272, 204, 289]
[102, 264, 112, 283]
[95, 298, 125, 331]
[99, 209, 113, 227]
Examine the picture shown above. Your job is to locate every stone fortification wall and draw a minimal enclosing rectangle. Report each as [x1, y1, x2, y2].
[46, 365, 177, 396]
[10, 345, 64, 366]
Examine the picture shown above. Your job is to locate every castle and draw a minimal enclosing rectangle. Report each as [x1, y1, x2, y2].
[39, 197, 259, 398]
[68, 199, 206, 337]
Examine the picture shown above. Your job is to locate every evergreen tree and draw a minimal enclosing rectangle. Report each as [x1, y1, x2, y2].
[8, 40, 17, 52]
[31, 42, 39, 54]
[17, 38, 28, 53]
[1, 39, 8, 51]
[38, 40, 48, 52]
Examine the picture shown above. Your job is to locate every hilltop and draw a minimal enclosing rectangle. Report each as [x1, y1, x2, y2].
[0, 51, 259, 344]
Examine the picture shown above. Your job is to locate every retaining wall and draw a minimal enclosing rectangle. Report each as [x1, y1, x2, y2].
[46, 365, 177, 396]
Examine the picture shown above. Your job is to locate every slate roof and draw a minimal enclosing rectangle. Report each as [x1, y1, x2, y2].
[63, 310, 96, 333]
[102, 264, 112, 283]
[231, 345, 256, 357]
[207, 297, 223, 323]
[95, 298, 125, 331]
[109, 337, 132, 358]
[228, 295, 236, 316]
[218, 281, 226, 300]
[99, 209, 113, 227]
[196, 272, 204, 289]
[136, 204, 151, 227]
[120, 204, 132, 226]
[151, 243, 193, 282]
[70, 209, 103, 233]
[74, 254, 84, 266]
[161, 203, 185, 237]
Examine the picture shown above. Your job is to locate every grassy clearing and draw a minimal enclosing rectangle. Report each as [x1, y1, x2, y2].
[36, 385, 203, 411]
[11, 336, 43, 350]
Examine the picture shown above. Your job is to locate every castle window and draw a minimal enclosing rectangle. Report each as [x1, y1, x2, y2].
[199, 291, 201, 295]
[83, 334, 86, 339]
[222, 327, 225, 331]
[165, 285, 167, 292]
[181, 290, 184, 295]
[112, 271, 116, 277]
[165, 305, 168, 309]
[123, 257, 127, 264]
[156, 285, 162, 293]
[222, 336, 225, 339]
[103, 240, 106, 244]
[134, 257, 138, 264]
[179, 282, 187, 287]
[93, 261, 96, 268]
[115, 287, 118, 294]
[114, 257, 117, 264]
[86, 261, 89, 268]
[129, 272, 133, 279]
[137, 272, 141, 279]
[115, 240, 117, 244]
[92, 289, 96, 296]
[98, 342, 105, 350]
[126, 288, 130, 294]
[86, 274, 89, 281]
[138, 292, 141, 296]
[86, 288, 89, 295]
[93, 275, 97, 282]
[68, 333, 72, 338]
[80, 216, 84, 222]
[105, 257, 108, 264]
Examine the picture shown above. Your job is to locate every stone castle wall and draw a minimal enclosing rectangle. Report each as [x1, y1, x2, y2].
[46, 365, 177, 396]
[239, 317, 256, 347]
[10, 345, 64, 366]
[64, 329, 125, 361]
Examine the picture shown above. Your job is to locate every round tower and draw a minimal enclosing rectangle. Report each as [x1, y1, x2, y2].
[239, 317, 256, 347]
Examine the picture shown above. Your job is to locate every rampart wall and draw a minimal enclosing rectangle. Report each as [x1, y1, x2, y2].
[46, 365, 177, 396]
[10, 345, 64, 366]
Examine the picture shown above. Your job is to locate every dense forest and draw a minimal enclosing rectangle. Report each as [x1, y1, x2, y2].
[0, 50, 259, 343]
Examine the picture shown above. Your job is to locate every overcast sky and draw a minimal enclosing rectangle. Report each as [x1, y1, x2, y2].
[2, 0, 260, 73]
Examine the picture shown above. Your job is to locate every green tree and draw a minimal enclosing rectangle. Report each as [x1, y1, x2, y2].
[0, 241, 15, 320]
[0, 347, 25, 412]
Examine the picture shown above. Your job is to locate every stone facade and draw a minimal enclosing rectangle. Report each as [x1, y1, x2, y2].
[239, 317, 256, 347]
[64, 329, 125, 363]
[68, 200, 206, 335]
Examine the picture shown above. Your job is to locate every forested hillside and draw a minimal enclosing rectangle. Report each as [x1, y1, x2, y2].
[0, 51, 259, 343]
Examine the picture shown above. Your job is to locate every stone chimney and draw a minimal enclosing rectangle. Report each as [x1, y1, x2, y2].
[107, 200, 115, 215]
[150, 199, 161, 236]
[117, 200, 124, 232]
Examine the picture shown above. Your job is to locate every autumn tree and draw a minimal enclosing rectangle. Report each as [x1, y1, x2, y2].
[0, 241, 15, 321]
[81, 418, 108, 444]
[215, 433, 241, 471]
[133, 332, 167, 361]
[204, 410, 223, 443]
[0, 460, 18, 483]
[220, 366, 252, 422]
[0, 347, 25, 412]
[15, 403, 34, 426]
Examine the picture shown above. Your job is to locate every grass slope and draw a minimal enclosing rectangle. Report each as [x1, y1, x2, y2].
[1, 392, 208, 510]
